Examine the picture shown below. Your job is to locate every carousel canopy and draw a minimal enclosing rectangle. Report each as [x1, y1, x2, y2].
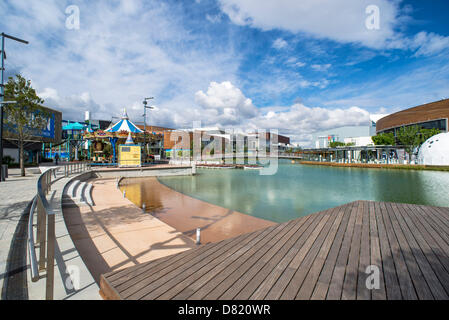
[105, 109, 143, 133]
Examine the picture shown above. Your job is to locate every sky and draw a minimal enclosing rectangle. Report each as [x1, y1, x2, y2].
[1, 0, 449, 146]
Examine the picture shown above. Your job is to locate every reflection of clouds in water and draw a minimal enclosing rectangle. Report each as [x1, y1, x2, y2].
[158, 161, 449, 223]
[418, 171, 449, 207]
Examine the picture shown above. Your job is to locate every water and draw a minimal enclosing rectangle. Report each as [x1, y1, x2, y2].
[157, 159, 449, 223]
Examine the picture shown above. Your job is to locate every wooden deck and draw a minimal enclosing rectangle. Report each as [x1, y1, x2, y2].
[100, 201, 449, 300]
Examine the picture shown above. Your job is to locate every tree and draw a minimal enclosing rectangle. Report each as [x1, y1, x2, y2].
[419, 128, 440, 144]
[396, 125, 422, 158]
[329, 141, 345, 148]
[372, 132, 395, 145]
[3, 74, 48, 176]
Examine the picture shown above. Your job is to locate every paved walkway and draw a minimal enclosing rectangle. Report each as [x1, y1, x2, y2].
[63, 178, 196, 286]
[1, 166, 101, 300]
[0, 168, 40, 299]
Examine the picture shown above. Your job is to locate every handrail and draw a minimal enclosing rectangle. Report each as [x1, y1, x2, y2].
[28, 196, 39, 282]
[27, 162, 91, 299]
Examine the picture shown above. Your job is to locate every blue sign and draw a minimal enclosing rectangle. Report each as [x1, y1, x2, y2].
[36, 114, 55, 138]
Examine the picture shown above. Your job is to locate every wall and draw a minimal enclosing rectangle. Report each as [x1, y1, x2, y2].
[91, 166, 193, 179]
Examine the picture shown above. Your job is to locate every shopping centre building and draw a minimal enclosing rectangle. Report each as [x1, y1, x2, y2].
[376, 98, 449, 134]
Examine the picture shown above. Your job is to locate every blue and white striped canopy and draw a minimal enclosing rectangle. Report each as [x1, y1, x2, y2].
[106, 109, 143, 133]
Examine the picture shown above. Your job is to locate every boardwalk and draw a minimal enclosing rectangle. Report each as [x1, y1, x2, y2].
[100, 201, 449, 300]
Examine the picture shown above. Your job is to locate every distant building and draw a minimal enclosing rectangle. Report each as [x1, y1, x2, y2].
[3, 105, 62, 163]
[312, 116, 378, 148]
[376, 98, 449, 134]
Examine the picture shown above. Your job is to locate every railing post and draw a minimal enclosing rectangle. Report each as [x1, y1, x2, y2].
[45, 213, 55, 300]
[37, 197, 47, 271]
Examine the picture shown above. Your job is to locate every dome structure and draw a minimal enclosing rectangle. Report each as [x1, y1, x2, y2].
[417, 132, 449, 165]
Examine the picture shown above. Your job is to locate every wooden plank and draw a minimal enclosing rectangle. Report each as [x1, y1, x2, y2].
[368, 201, 386, 300]
[120, 227, 266, 299]
[379, 202, 417, 299]
[326, 202, 358, 300]
[295, 205, 346, 299]
[98, 201, 449, 301]
[111, 237, 225, 289]
[310, 203, 352, 300]
[219, 216, 313, 300]
[385, 202, 433, 299]
[278, 205, 341, 299]
[407, 204, 449, 271]
[187, 220, 298, 300]
[249, 210, 325, 300]
[420, 205, 449, 246]
[341, 201, 364, 300]
[402, 203, 449, 288]
[374, 201, 402, 299]
[356, 200, 371, 300]
[392, 202, 448, 299]
[151, 220, 284, 300]
[135, 224, 283, 300]
[181, 215, 312, 300]
[264, 209, 333, 299]
[203, 220, 303, 300]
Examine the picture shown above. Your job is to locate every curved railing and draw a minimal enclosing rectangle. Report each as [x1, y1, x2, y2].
[27, 162, 90, 300]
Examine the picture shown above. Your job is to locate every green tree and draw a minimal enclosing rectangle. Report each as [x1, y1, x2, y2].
[396, 125, 421, 157]
[372, 132, 395, 145]
[419, 128, 440, 144]
[3, 74, 48, 176]
[329, 141, 345, 148]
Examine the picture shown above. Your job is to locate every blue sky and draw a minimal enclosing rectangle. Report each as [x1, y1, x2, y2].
[1, 0, 448, 145]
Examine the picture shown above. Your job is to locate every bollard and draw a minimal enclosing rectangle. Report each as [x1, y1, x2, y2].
[123, 190, 126, 198]
[142, 203, 146, 212]
[196, 227, 201, 245]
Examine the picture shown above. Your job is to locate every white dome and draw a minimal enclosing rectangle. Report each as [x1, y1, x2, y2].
[418, 132, 449, 165]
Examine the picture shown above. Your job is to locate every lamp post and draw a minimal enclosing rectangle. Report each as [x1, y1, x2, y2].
[142, 97, 154, 164]
[0, 33, 28, 182]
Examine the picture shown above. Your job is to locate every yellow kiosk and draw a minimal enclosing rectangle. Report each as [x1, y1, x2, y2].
[118, 133, 141, 167]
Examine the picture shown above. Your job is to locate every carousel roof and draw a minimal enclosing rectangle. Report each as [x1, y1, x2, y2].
[105, 109, 143, 133]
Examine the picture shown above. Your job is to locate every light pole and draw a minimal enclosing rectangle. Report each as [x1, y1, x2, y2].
[0, 33, 28, 181]
[142, 97, 154, 164]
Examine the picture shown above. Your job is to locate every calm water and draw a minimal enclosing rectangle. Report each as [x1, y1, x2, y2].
[157, 159, 449, 223]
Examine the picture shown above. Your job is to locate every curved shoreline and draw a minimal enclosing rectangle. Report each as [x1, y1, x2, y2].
[120, 176, 276, 244]
[63, 178, 196, 283]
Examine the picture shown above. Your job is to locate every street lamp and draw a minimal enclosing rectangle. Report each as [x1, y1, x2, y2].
[0, 32, 29, 182]
[142, 97, 154, 164]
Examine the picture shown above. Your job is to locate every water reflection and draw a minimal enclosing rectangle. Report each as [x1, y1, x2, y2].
[158, 160, 449, 223]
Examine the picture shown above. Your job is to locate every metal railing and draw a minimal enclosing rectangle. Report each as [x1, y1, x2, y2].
[27, 162, 90, 300]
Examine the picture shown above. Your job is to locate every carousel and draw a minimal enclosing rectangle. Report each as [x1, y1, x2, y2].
[83, 109, 162, 166]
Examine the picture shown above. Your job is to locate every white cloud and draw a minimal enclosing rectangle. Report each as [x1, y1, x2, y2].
[411, 32, 449, 57]
[219, 0, 401, 49]
[1, 1, 240, 126]
[219, 0, 449, 56]
[272, 38, 288, 49]
[195, 81, 258, 124]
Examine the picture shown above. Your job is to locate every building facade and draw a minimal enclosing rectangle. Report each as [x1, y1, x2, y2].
[376, 98, 449, 134]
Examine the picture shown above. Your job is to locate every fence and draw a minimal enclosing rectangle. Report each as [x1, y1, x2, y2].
[27, 162, 90, 300]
